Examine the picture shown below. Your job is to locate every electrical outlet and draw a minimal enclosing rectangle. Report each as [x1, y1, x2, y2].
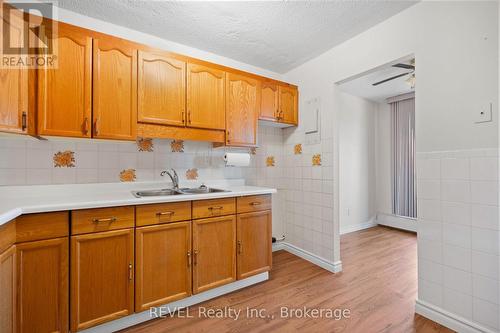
[475, 103, 492, 123]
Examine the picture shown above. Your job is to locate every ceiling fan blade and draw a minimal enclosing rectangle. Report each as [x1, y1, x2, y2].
[392, 63, 415, 70]
[372, 72, 411, 86]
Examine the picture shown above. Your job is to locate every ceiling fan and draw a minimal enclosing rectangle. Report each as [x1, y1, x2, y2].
[372, 59, 415, 87]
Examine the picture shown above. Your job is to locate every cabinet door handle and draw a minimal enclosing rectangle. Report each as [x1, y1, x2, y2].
[82, 117, 89, 135]
[193, 250, 198, 265]
[187, 110, 192, 124]
[238, 240, 242, 254]
[94, 117, 100, 135]
[187, 251, 191, 267]
[21, 112, 27, 131]
[92, 217, 117, 224]
[181, 111, 185, 124]
[227, 130, 231, 143]
[156, 211, 174, 216]
[128, 263, 133, 281]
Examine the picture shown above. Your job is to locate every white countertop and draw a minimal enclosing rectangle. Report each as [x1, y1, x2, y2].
[0, 179, 276, 226]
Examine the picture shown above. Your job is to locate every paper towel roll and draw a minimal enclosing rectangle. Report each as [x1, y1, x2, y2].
[224, 153, 250, 167]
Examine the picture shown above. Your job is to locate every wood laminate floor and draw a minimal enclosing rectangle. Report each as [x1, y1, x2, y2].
[121, 226, 454, 333]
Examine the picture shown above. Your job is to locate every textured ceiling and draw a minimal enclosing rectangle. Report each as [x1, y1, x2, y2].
[55, 0, 417, 73]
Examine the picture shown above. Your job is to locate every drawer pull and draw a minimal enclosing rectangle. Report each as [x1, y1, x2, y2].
[208, 206, 223, 210]
[156, 211, 175, 216]
[250, 202, 261, 206]
[92, 217, 117, 224]
[187, 251, 191, 267]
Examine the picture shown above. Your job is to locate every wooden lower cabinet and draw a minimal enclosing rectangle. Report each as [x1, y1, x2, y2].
[237, 210, 272, 280]
[192, 215, 236, 294]
[135, 222, 191, 312]
[0, 245, 16, 333]
[16, 238, 69, 333]
[70, 229, 134, 332]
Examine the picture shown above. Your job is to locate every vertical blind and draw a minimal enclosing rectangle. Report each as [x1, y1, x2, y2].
[390, 96, 416, 218]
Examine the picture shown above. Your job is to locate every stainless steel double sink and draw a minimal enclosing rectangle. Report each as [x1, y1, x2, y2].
[132, 185, 229, 198]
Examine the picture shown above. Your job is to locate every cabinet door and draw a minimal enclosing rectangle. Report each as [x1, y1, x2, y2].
[192, 215, 236, 294]
[278, 85, 298, 125]
[237, 211, 272, 280]
[0, 9, 28, 134]
[186, 63, 225, 130]
[135, 222, 191, 311]
[38, 23, 92, 138]
[16, 238, 68, 333]
[138, 51, 186, 126]
[225, 72, 260, 146]
[0, 245, 15, 333]
[71, 229, 134, 332]
[260, 81, 278, 121]
[93, 37, 137, 140]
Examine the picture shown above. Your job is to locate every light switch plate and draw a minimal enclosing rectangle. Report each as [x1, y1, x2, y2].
[475, 103, 492, 123]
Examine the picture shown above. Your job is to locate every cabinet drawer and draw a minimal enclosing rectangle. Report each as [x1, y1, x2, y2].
[136, 202, 191, 227]
[71, 206, 135, 235]
[16, 211, 69, 243]
[237, 195, 271, 213]
[192, 198, 236, 219]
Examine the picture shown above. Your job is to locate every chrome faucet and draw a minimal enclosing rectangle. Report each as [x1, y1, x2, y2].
[160, 169, 179, 189]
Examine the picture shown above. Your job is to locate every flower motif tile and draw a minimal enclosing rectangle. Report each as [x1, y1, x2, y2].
[137, 138, 153, 152]
[249, 147, 257, 155]
[312, 154, 322, 166]
[53, 150, 75, 168]
[120, 169, 136, 182]
[171, 140, 184, 153]
[186, 168, 199, 180]
[266, 156, 275, 167]
[294, 144, 302, 155]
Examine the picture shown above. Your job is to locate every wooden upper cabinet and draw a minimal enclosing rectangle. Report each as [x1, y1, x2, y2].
[186, 63, 225, 130]
[236, 211, 272, 280]
[225, 72, 260, 147]
[93, 37, 137, 140]
[135, 222, 191, 312]
[38, 24, 92, 138]
[0, 8, 29, 135]
[278, 85, 298, 125]
[0, 246, 15, 333]
[138, 51, 186, 127]
[16, 238, 69, 333]
[192, 215, 236, 294]
[71, 229, 134, 332]
[260, 81, 279, 122]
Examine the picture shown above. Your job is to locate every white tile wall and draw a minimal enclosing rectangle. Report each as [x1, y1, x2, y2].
[417, 149, 500, 331]
[281, 112, 336, 263]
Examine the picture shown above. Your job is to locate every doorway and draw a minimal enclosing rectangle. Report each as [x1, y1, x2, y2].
[336, 55, 417, 234]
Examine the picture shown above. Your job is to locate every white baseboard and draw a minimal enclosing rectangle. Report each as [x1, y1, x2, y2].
[340, 216, 377, 235]
[80, 272, 269, 333]
[278, 242, 342, 273]
[272, 241, 285, 252]
[415, 299, 496, 333]
[376, 212, 416, 232]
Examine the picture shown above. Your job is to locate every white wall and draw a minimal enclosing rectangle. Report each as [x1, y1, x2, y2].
[375, 102, 392, 215]
[338, 91, 377, 234]
[284, 1, 499, 331]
